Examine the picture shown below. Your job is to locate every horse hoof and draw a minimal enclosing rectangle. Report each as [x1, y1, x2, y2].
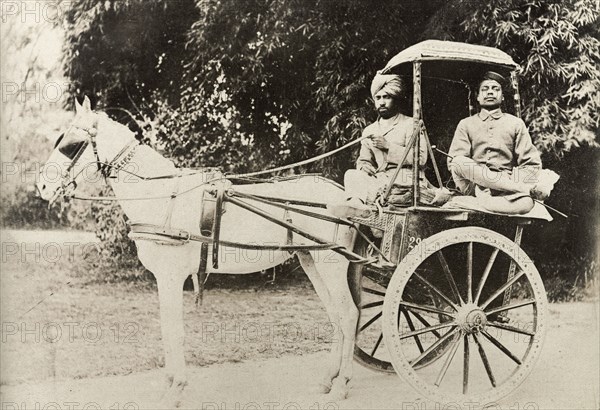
[327, 388, 348, 402]
[315, 380, 332, 394]
[158, 390, 182, 409]
[328, 378, 349, 401]
[159, 380, 186, 408]
[158, 393, 182, 409]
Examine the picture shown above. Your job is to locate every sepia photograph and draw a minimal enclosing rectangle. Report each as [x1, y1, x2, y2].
[1, 1, 598, 409]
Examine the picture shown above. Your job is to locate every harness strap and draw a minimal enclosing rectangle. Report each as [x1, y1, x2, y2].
[107, 141, 139, 176]
[284, 207, 294, 254]
[162, 170, 182, 228]
[211, 189, 225, 269]
[128, 223, 339, 251]
[194, 242, 209, 307]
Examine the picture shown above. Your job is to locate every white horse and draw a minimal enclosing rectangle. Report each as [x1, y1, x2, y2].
[36, 97, 362, 407]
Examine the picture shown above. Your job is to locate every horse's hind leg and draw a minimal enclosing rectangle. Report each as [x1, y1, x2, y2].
[298, 251, 359, 399]
[297, 252, 342, 393]
[314, 251, 359, 401]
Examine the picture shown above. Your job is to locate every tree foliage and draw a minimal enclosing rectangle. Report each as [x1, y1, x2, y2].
[63, 0, 198, 127]
[426, 0, 599, 154]
[159, 0, 426, 177]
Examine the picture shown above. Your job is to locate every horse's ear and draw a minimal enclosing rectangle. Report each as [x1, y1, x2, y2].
[82, 96, 92, 112]
[74, 97, 82, 114]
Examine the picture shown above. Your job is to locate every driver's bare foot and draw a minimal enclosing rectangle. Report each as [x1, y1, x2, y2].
[327, 197, 371, 218]
[530, 170, 559, 201]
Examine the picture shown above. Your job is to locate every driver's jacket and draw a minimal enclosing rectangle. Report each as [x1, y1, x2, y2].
[356, 113, 427, 187]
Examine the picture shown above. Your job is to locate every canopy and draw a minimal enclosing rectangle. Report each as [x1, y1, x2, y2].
[382, 40, 518, 72]
[379, 40, 519, 86]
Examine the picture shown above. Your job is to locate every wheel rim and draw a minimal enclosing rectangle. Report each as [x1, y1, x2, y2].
[354, 275, 395, 373]
[353, 245, 458, 373]
[383, 227, 547, 404]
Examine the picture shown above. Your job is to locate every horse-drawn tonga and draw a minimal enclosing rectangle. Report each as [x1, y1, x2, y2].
[349, 40, 550, 405]
[37, 40, 551, 406]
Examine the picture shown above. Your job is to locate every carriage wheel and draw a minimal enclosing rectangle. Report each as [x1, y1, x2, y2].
[382, 227, 547, 404]
[351, 238, 454, 373]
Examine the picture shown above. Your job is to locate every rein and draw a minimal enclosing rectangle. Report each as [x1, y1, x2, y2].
[227, 134, 371, 179]
[61, 127, 371, 203]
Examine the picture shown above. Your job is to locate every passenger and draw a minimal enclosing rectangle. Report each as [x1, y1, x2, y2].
[448, 71, 558, 213]
[329, 73, 427, 218]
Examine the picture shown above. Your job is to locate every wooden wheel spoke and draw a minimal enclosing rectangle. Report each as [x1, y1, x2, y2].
[467, 242, 473, 303]
[402, 308, 424, 353]
[412, 327, 458, 367]
[400, 322, 455, 340]
[361, 300, 383, 309]
[480, 270, 526, 310]
[475, 248, 499, 304]
[463, 334, 470, 394]
[485, 299, 536, 316]
[434, 332, 462, 387]
[359, 312, 382, 332]
[362, 287, 385, 297]
[437, 250, 464, 305]
[400, 301, 455, 318]
[473, 333, 496, 387]
[410, 311, 443, 339]
[370, 333, 384, 356]
[487, 321, 535, 337]
[481, 329, 522, 365]
[413, 273, 460, 311]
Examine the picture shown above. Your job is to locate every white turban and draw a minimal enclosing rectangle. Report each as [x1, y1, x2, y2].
[370, 73, 403, 99]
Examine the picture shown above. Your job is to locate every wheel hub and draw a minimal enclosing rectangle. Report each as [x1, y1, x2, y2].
[456, 303, 487, 333]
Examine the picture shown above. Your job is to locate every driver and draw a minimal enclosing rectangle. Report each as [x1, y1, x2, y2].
[448, 71, 558, 214]
[329, 73, 427, 217]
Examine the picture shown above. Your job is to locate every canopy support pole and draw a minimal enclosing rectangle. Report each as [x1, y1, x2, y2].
[412, 61, 422, 207]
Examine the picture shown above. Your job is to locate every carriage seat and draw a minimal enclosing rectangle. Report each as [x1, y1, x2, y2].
[443, 195, 553, 221]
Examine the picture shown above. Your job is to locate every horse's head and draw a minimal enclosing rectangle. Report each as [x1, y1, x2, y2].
[36, 96, 136, 204]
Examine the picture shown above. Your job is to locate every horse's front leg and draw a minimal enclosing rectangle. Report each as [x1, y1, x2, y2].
[156, 273, 187, 408]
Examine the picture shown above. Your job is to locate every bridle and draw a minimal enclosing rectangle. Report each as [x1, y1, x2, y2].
[48, 119, 138, 205]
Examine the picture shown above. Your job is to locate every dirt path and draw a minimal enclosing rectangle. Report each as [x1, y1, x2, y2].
[1, 302, 597, 410]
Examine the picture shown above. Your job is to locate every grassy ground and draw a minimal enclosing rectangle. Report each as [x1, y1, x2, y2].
[0, 235, 332, 385]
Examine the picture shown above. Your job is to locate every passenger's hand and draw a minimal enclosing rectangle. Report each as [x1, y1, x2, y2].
[371, 135, 389, 150]
[359, 164, 377, 176]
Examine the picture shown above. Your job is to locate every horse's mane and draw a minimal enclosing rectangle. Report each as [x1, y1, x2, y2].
[97, 112, 134, 139]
